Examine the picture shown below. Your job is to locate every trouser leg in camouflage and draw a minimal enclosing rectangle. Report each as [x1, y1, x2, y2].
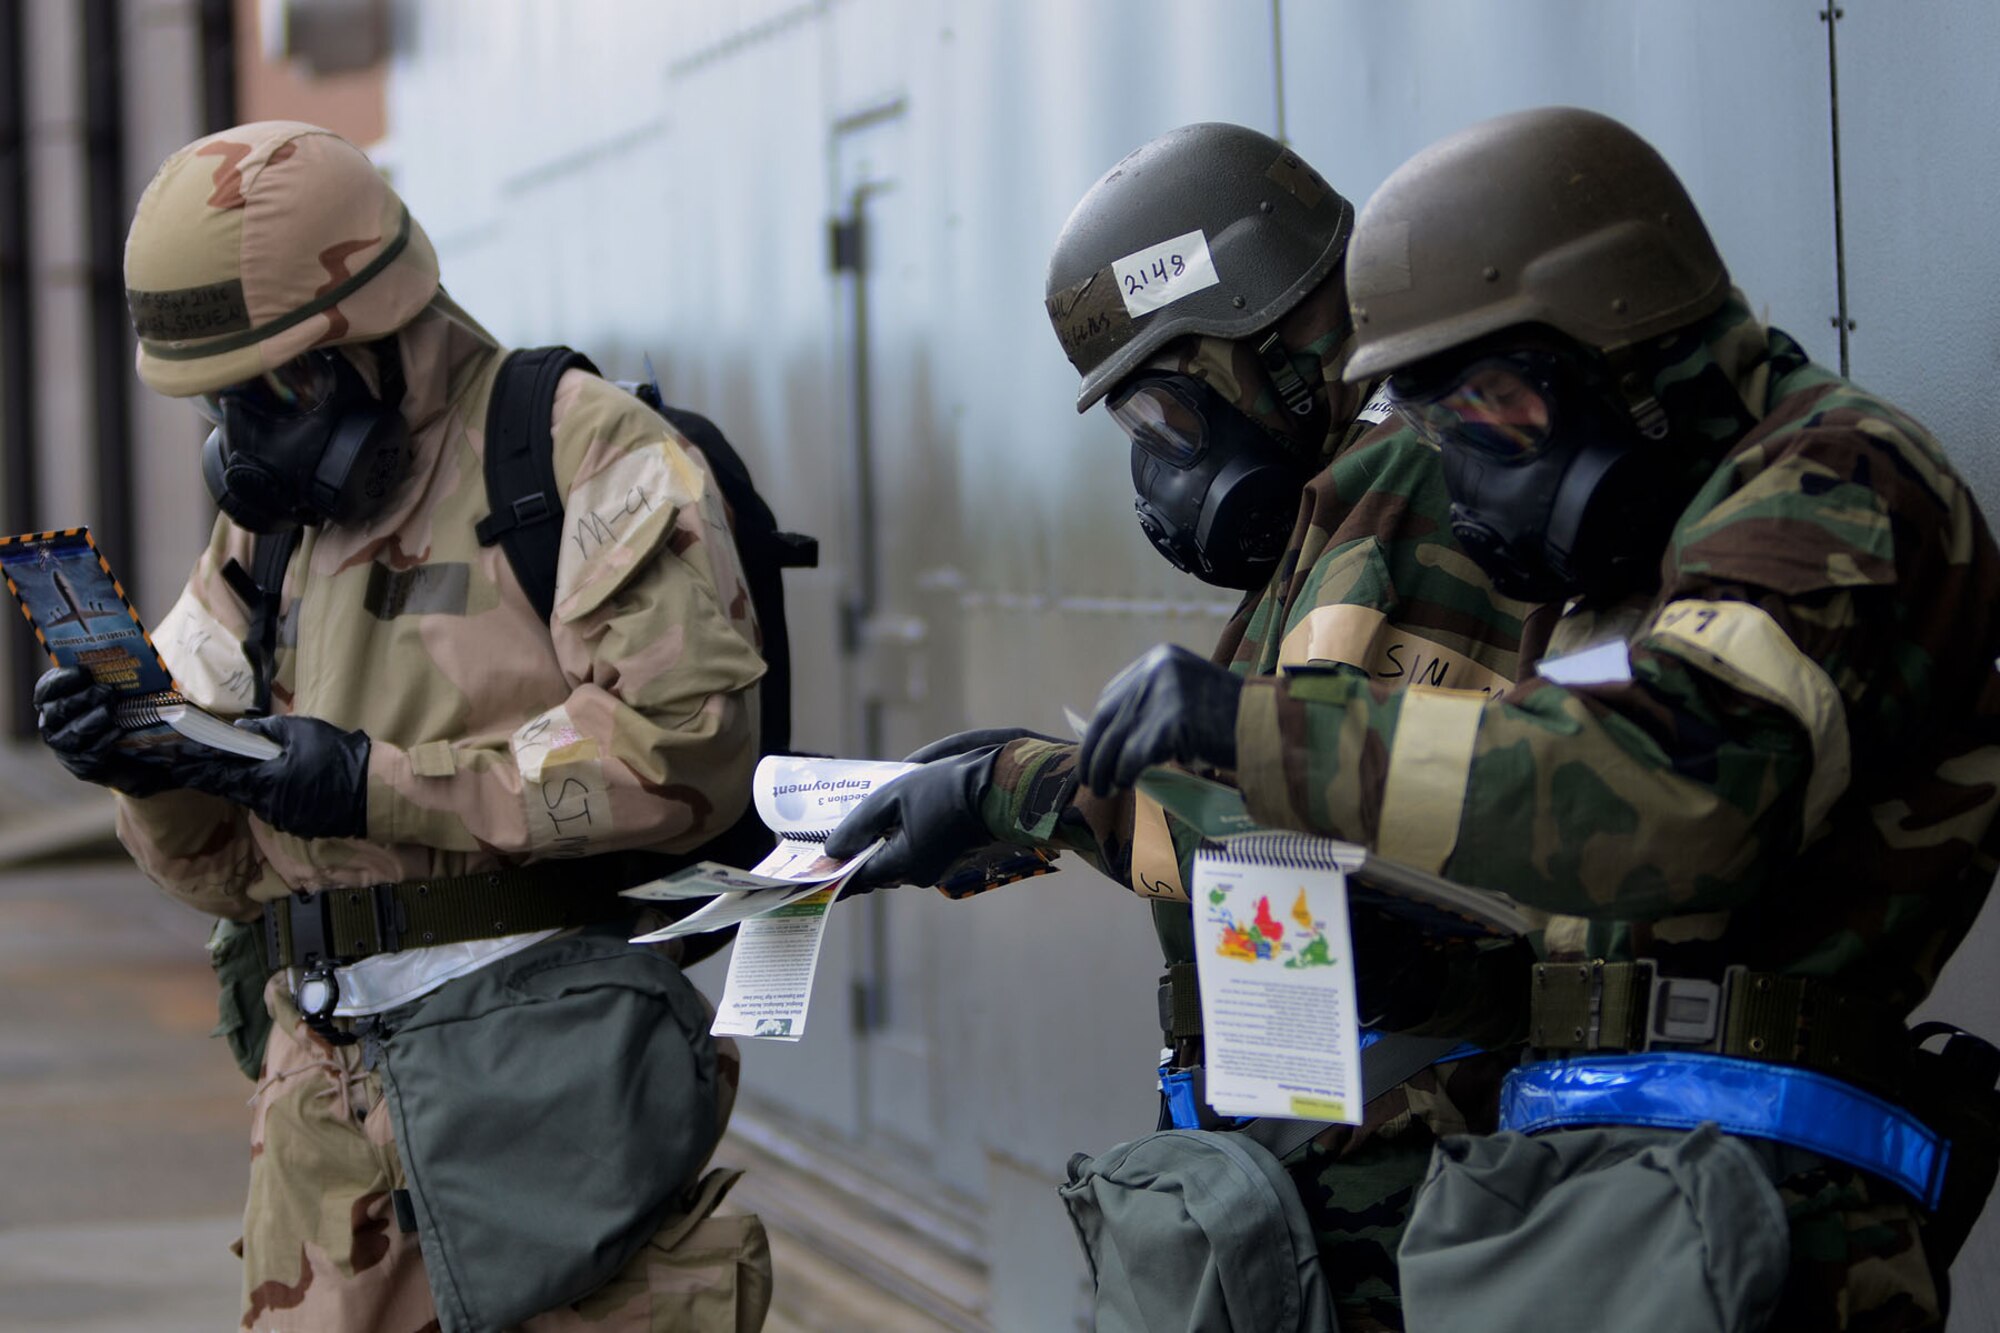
[237, 979, 772, 1332]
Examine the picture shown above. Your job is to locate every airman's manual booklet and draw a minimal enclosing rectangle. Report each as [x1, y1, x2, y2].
[623, 755, 914, 1041]
[1194, 833, 1365, 1124]
[1136, 767, 1533, 939]
[0, 528, 279, 760]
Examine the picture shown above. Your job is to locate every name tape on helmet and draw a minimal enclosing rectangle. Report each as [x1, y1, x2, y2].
[1112, 229, 1220, 318]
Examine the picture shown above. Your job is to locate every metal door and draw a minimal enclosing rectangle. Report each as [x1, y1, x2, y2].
[827, 99, 973, 1166]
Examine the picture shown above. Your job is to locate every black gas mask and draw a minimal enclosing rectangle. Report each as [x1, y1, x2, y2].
[198, 342, 409, 533]
[1107, 372, 1313, 590]
[1386, 338, 1679, 604]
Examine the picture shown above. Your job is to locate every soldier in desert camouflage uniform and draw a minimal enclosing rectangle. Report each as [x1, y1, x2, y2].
[1079, 106, 2000, 1331]
[34, 121, 773, 1331]
[827, 123, 1541, 1330]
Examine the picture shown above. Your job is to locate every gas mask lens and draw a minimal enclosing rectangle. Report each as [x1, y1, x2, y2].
[1108, 376, 1209, 467]
[1388, 355, 1558, 460]
[194, 352, 342, 425]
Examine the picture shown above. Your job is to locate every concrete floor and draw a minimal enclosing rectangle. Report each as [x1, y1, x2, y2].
[0, 859, 247, 1332]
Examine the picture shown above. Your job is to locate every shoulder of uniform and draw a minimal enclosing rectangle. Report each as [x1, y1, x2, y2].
[1736, 375, 1961, 514]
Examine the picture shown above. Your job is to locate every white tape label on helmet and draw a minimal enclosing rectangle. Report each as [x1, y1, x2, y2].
[1112, 229, 1221, 318]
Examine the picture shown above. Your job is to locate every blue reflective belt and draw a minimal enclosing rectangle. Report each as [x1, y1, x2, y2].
[1500, 1052, 1949, 1209]
[1161, 1067, 1204, 1130]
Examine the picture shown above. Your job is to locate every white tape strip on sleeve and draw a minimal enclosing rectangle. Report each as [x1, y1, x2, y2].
[1648, 599, 1852, 832]
[1376, 689, 1486, 873]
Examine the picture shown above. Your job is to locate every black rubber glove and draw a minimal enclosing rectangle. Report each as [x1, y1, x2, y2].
[177, 715, 371, 839]
[33, 666, 181, 797]
[823, 745, 1003, 895]
[904, 726, 1063, 763]
[1077, 644, 1243, 796]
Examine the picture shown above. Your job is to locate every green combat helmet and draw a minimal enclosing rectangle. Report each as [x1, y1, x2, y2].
[1045, 122, 1354, 412]
[1343, 105, 1730, 382]
[124, 120, 440, 398]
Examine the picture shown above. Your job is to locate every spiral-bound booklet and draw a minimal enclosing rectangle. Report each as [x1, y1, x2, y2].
[0, 527, 278, 761]
[1193, 832, 1367, 1123]
[1139, 767, 1532, 939]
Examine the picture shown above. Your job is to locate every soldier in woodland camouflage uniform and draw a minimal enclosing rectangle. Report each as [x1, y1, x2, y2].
[34, 122, 772, 1331]
[1079, 106, 2000, 1331]
[827, 123, 1542, 1330]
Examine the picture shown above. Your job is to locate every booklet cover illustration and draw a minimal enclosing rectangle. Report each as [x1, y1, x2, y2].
[0, 527, 277, 759]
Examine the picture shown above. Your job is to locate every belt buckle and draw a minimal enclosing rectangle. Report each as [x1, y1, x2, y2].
[286, 889, 338, 968]
[1642, 965, 1724, 1050]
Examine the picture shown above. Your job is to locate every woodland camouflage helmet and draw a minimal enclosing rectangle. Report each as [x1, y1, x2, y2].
[124, 121, 440, 398]
[1343, 106, 1729, 382]
[1046, 122, 1354, 412]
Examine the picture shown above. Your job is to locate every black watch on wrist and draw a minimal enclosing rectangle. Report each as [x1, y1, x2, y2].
[295, 960, 356, 1046]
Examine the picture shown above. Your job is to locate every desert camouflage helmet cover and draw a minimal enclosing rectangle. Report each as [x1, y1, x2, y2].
[1045, 122, 1354, 412]
[1343, 106, 1729, 382]
[124, 121, 440, 397]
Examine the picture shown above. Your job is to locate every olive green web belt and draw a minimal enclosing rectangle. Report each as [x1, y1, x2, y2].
[1528, 959, 1909, 1095]
[262, 864, 633, 971]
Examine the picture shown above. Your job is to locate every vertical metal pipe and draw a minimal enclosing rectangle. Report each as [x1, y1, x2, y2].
[1269, 0, 1287, 145]
[83, 0, 134, 596]
[1823, 5, 1851, 377]
[0, 0, 41, 737]
[197, 0, 237, 133]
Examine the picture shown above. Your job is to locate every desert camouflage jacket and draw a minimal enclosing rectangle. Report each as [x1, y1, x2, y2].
[1238, 300, 2000, 1016]
[116, 302, 767, 919]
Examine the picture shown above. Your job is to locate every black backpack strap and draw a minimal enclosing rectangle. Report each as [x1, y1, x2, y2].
[220, 527, 302, 718]
[475, 347, 598, 622]
[649, 401, 815, 755]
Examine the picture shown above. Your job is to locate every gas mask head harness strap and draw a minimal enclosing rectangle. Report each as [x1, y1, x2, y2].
[1108, 368, 1314, 591]
[198, 339, 410, 534]
[1384, 325, 1678, 605]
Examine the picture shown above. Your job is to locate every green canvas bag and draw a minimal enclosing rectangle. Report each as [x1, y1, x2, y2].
[1058, 1128, 1336, 1333]
[365, 928, 721, 1333]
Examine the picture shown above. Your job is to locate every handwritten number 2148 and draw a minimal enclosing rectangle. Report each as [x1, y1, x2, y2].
[1124, 253, 1187, 296]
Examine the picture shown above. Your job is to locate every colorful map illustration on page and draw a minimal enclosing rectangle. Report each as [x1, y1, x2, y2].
[1208, 883, 1338, 969]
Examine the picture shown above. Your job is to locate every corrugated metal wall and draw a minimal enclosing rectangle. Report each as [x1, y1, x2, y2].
[380, 3, 2000, 1326]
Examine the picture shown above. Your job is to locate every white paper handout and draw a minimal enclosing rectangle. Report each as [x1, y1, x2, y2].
[623, 755, 919, 1040]
[1192, 832, 1366, 1125]
[708, 886, 839, 1041]
[623, 755, 915, 944]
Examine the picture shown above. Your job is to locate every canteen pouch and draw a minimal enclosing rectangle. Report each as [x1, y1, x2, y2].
[1058, 1128, 1335, 1333]
[367, 929, 720, 1333]
[1399, 1124, 1791, 1333]
[207, 915, 275, 1081]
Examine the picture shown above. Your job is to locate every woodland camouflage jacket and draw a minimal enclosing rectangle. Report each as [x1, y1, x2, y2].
[975, 395, 1541, 908]
[1240, 307, 2000, 1018]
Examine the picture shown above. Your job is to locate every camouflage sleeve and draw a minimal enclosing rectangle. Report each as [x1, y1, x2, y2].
[978, 738, 1132, 878]
[1236, 421, 1935, 920]
[366, 373, 767, 858]
[974, 420, 1539, 898]
[1224, 418, 1536, 691]
[116, 518, 282, 918]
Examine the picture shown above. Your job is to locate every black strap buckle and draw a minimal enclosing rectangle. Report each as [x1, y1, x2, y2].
[263, 884, 405, 970]
[1641, 966, 1728, 1051]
